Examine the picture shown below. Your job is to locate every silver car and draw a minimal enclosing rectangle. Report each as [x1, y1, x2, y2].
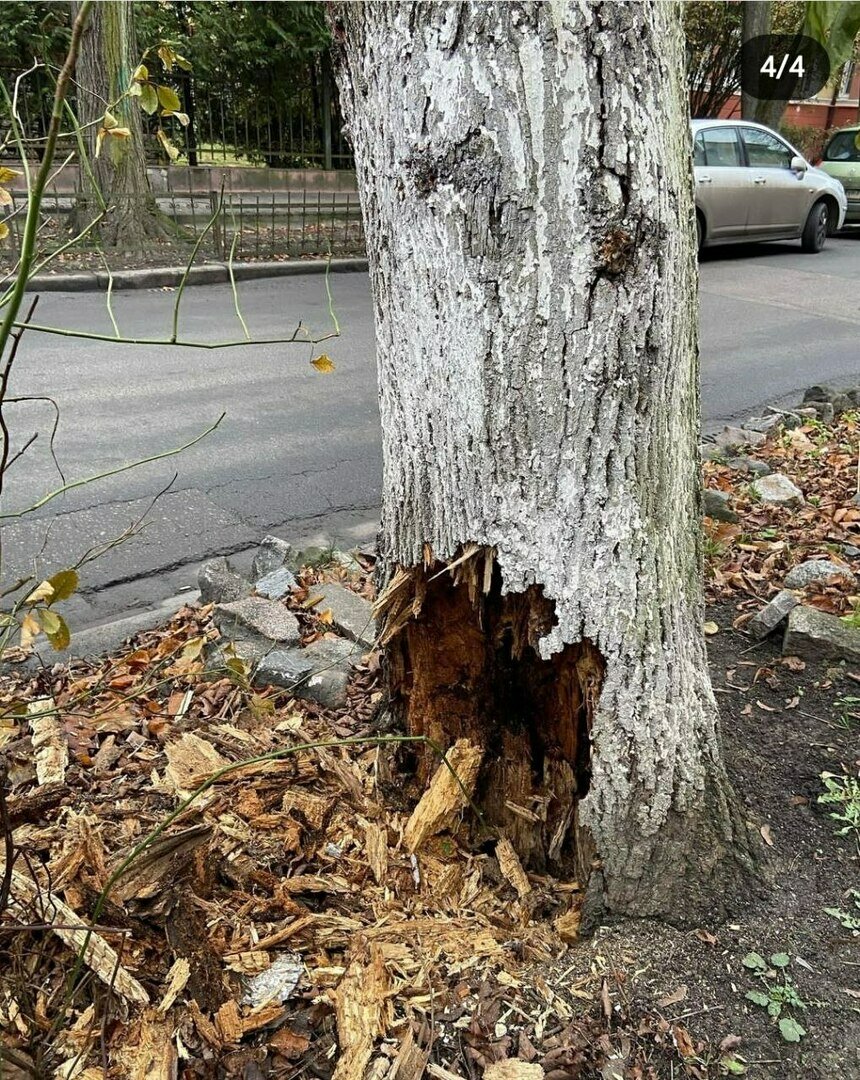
[692, 119, 847, 253]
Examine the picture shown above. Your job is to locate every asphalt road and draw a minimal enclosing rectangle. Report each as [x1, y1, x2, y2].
[3, 234, 860, 628]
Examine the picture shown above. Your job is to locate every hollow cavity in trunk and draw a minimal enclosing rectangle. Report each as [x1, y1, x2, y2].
[383, 546, 604, 878]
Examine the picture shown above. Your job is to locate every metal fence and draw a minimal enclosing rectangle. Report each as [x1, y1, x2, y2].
[0, 186, 365, 265]
[1, 64, 353, 171]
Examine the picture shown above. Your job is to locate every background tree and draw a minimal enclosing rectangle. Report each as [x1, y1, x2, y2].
[71, 0, 164, 247]
[685, 1, 743, 118]
[333, 1, 757, 923]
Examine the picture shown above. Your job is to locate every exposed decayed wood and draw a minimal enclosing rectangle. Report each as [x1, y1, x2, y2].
[496, 837, 531, 901]
[331, 942, 389, 1080]
[403, 738, 483, 853]
[28, 697, 66, 786]
[1, 863, 149, 1004]
[389, 561, 604, 874]
[484, 1063, 545, 1080]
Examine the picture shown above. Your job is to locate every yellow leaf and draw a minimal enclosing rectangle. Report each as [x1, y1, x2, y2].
[0, 188, 12, 207]
[20, 613, 40, 649]
[318, 608, 334, 625]
[107, 127, 132, 140]
[48, 568, 78, 602]
[311, 354, 335, 373]
[703, 621, 719, 636]
[132, 63, 149, 82]
[0, 222, 9, 241]
[95, 129, 106, 158]
[181, 636, 205, 661]
[102, 110, 119, 130]
[171, 111, 190, 127]
[25, 580, 54, 605]
[157, 43, 176, 71]
[156, 128, 180, 161]
[0, 167, 21, 183]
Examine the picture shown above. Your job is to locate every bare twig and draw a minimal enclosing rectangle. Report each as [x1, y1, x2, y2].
[0, 411, 224, 520]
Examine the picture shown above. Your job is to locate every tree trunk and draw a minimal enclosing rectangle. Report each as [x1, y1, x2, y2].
[332, 0, 758, 925]
[72, 0, 166, 247]
[742, 2, 772, 119]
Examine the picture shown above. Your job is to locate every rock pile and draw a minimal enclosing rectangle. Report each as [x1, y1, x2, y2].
[198, 535, 376, 710]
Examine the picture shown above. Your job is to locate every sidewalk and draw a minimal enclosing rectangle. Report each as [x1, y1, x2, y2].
[24, 256, 369, 293]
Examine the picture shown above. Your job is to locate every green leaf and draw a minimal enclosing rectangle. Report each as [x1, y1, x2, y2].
[157, 85, 181, 113]
[37, 609, 61, 636]
[139, 83, 159, 115]
[741, 952, 767, 970]
[720, 1056, 747, 1076]
[778, 1017, 806, 1043]
[767, 1000, 782, 1018]
[47, 568, 78, 603]
[744, 989, 770, 1007]
[45, 613, 70, 652]
[174, 53, 192, 72]
[769, 953, 790, 968]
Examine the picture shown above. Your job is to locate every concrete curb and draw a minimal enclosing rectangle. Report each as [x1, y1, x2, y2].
[24, 257, 369, 294]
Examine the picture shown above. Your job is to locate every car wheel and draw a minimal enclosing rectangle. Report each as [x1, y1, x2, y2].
[801, 201, 828, 253]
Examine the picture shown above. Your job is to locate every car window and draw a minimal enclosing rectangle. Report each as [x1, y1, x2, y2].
[693, 132, 706, 166]
[741, 128, 793, 168]
[698, 127, 742, 167]
[823, 130, 860, 163]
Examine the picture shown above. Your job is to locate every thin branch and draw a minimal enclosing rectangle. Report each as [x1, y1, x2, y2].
[171, 185, 225, 343]
[227, 225, 250, 341]
[8, 322, 341, 349]
[5, 394, 68, 486]
[0, 411, 224, 520]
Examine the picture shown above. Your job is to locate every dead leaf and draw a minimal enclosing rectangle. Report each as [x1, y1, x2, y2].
[311, 353, 336, 373]
[657, 984, 688, 1008]
[760, 823, 774, 847]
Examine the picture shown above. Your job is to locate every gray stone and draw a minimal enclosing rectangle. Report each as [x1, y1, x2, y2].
[296, 637, 359, 708]
[783, 559, 856, 590]
[331, 549, 364, 574]
[742, 414, 783, 433]
[700, 443, 726, 463]
[783, 605, 860, 662]
[846, 388, 860, 407]
[746, 590, 799, 640]
[725, 456, 771, 477]
[714, 426, 767, 450]
[214, 596, 301, 645]
[702, 489, 738, 523]
[809, 401, 834, 423]
[803, 384, 835, 404]
[842, 544, 860, 558]
[197, 557, 251, 605]
[795, 407, 818, 418]
[253, 648, 314, 690]
[833, 394, 852, 416]
[751, 473, 804, 507]
[312, 582, 376, 648]
[255, 566, 298, 600]
[251, 535, 294, 581]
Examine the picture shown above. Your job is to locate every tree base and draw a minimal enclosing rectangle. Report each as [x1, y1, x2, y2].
[377, 546, 763, 925]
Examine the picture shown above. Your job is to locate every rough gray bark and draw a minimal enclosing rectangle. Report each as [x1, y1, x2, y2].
[333, 0, 757, 923]
[72, 0, 166, 247]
